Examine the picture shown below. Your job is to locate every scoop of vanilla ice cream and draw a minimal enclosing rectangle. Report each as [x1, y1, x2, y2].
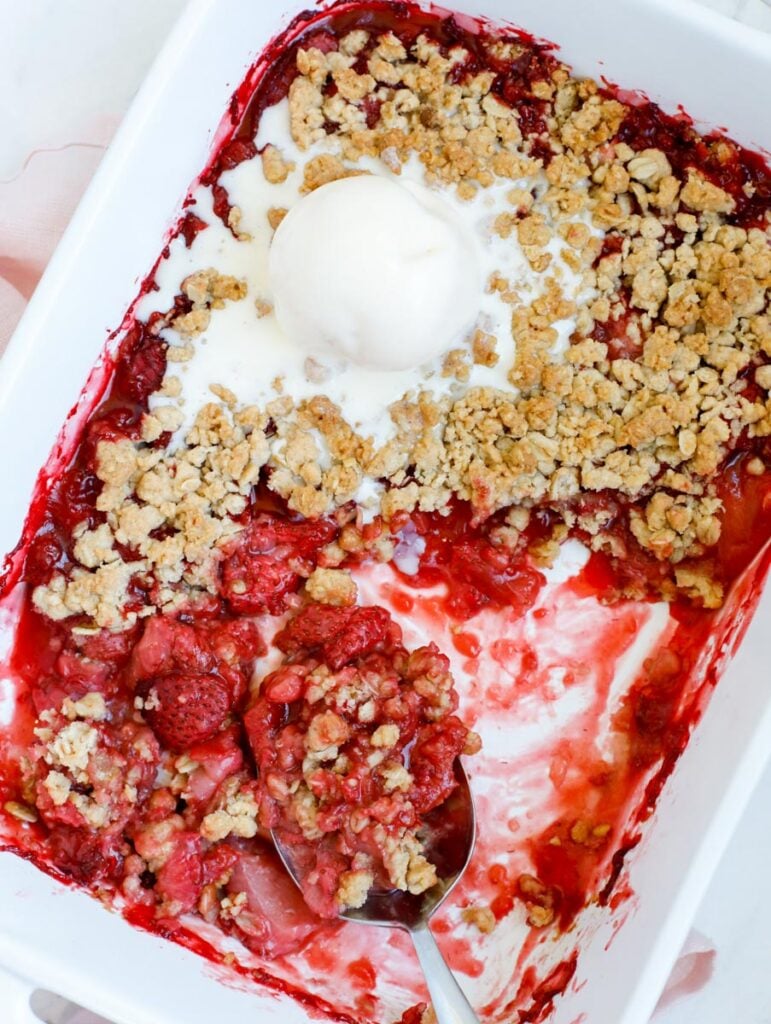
[268, 174, 481, 372]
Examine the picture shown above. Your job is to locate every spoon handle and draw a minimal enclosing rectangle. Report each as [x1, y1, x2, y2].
[409, 927, 479, 1024]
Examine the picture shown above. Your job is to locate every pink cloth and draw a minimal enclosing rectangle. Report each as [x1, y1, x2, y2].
[0, 137, 716, 1019]
[653, 930, 716, 1014]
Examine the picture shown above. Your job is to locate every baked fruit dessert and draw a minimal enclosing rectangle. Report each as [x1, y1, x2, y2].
[1, 3, 769, 1022]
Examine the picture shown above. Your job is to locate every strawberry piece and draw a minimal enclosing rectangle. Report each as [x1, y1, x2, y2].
[145, 673, 232, 752]
[222, 553, 300, 615]
[155, 831, 204, 913]
[219, 514, 337, 615]
[225, 850, 321, 958]
[47, 827, 125, 884]
[113, 324, 167, 404]
[48, 463, 100, 536]
[323, 606, 393, 670]
[185, 727, 245, 807]
[23, 528, 65, 586]
[218, 138, 257, 172]
[409, 716, 468, 814]
[202, 844, 240, 886]
[128, 615, 263, 709]
[275, 603, 395, 670]
[274, 604, 354, 654]
[262, 665, 308, 703]
[450, 540, 545, 617]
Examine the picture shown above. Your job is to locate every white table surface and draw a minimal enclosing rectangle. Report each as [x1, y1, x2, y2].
[1, 1, 770, 1022]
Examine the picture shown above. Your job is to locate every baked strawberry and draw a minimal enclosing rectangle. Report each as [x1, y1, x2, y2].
[323, 606, 393, 670]
[275, 603, 394, 670]
[128, 615, 263, 708]
[219, 513, 337, 615]
[155, 830, 204, 914]
[225, 850, 321, 958]
[145, 673, 232, 752]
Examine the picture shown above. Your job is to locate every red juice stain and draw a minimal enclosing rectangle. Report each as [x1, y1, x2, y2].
[490, 638, 520, 666]
[347, 956, 377, 989]
[396, 501, 546, 623]
[714, 449, 771, 582]
[453, 631, 481, 658]
[435, 933, 485, 978]
[519, 955, 579, 1023]
[391, 589, 416, 614]
[120, 905, 361, 1024]
[355, 993, 378, 1018]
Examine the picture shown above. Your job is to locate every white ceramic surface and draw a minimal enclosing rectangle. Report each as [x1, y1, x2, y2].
[1, 2, 770, 1023]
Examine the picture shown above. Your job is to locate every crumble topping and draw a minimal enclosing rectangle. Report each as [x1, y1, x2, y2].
[30, 24, 771, 625]
[461, 904, 497, 934]
[30, 697, 159, 832]
[336, 866, 375, 910]
[258, 28, 768, 590]
[34, 403, 270, 628]
[304, 567, 358, 606]
[377, 825, 438, 895]
[174, 269, 247, 338]
[201, 779, 260, 842]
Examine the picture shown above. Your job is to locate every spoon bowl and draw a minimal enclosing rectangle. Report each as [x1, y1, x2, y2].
[340, 757, 476, 930]
[273, 757, 480, 1024]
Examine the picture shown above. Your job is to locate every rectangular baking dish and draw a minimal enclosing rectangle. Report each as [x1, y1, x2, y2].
[0, 1, 769, 1022]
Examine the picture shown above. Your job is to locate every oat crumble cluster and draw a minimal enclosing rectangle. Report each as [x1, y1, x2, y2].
[30, 24, 771, 630]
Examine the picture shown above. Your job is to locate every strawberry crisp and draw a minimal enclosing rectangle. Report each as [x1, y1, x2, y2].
[1, 2, 770, 1023]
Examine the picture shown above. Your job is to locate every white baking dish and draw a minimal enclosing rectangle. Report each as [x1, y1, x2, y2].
[0, 1, 769, 1022]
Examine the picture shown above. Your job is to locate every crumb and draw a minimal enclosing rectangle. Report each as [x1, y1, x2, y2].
[267, 206, 288, 230]
[305, 567, 358, 606]
[461, 905, 496, 933]
[209, 383, 238, 408]
[261, 144, 295, 184]
[471, 329, 499, 367]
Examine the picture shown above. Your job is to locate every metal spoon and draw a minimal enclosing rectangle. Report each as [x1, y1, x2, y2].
[273, 758, 479, 1024]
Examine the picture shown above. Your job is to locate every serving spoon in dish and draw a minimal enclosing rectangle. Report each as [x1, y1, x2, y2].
[273, 758, 480, 1024]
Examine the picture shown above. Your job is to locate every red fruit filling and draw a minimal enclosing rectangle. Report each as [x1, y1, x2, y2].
[219, 513, 338, 614]
[400, 502, 547, 621]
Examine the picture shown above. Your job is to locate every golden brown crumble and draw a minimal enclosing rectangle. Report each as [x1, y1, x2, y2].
[200, 779, 260, 842]
[461, 904, 497, 934]
[3, 800, 38, 823]
[34, 402, 270, 628]
[227, 206, 252, 242]
[336, 867, 375, 910]
[267, 205, 288, 230]
[30, 26, 770, 635]
[471, 329, 499, 367]
[261, 144, 295, 185]
[266, 27, 769, 604]
[304, 567, 358, 606]
[171, 268, 247, 338]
